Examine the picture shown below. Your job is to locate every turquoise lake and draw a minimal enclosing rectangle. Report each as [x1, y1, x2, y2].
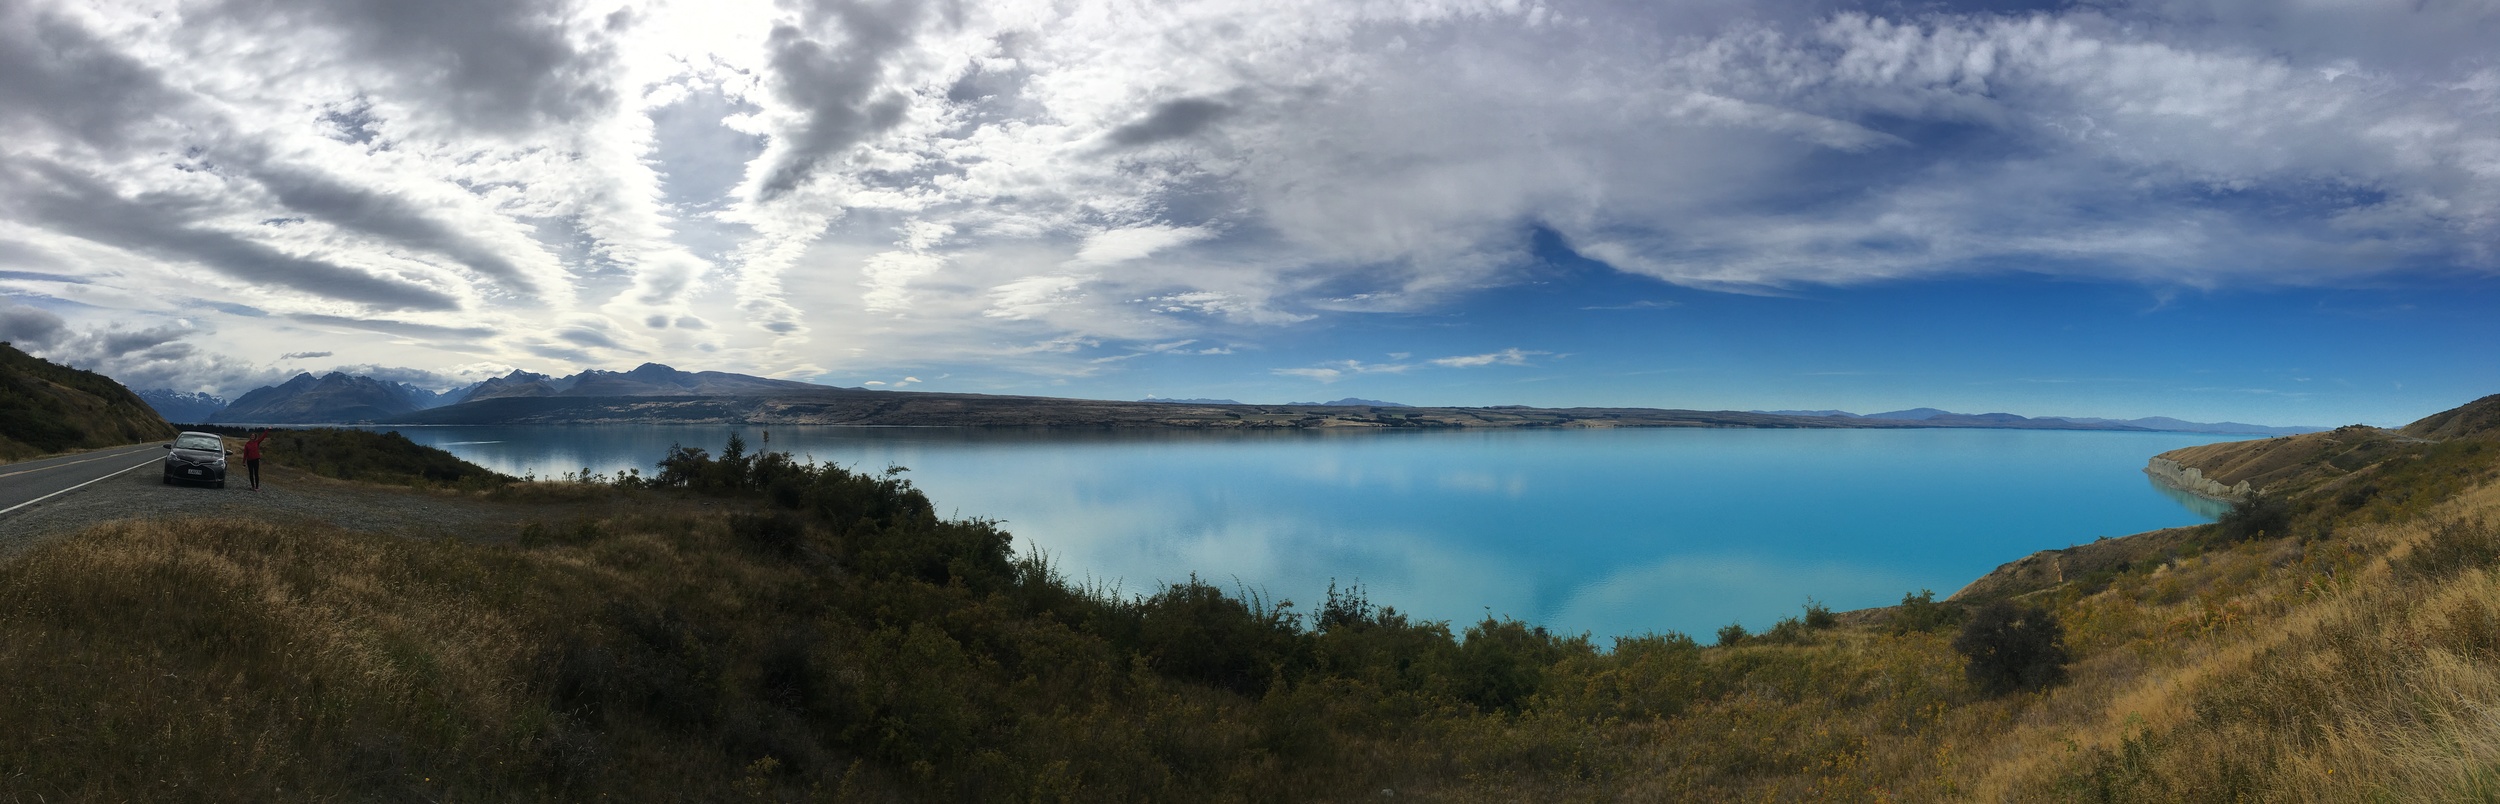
[373, 425, 2250, 640]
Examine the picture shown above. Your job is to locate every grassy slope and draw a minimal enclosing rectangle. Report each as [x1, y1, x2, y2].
[5, 401, 2500, 800]
[0, 342, 175, 460]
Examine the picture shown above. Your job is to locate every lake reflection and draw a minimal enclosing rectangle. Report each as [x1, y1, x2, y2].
[369, 424, 2251, 639]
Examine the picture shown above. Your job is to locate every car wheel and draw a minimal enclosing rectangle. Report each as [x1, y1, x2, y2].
[163, 475, 173, 485]
[215, 477, 227, 489]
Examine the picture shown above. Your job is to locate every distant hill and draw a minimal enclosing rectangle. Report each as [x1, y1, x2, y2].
[211, 372, 458, 424]
[0, 342, 175, 460]
[1749, 407, 2322, 435]
[386, 384, 2193, 432]
[135, 389, 229, 423]
[1141, 397, 1244, 405]
[2040, 416, 2324, 436]
[1287, 398, 1413, 407]
[1865, 408, 1956, 421]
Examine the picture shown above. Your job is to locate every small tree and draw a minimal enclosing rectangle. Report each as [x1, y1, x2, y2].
[1951, 600, 2071, 695]
[1715, 622, 1749, 647]
[1803, 597, 1838, 629]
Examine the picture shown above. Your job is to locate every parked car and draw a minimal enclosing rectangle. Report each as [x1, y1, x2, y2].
[163, 431, 229, 488]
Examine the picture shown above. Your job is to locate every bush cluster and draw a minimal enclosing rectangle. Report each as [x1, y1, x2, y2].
[517, 438, 1657, 796]
[1890, 589, 1964, 635]
[1951, 600, 2071, 695]
[2395, 518, 2500, 581]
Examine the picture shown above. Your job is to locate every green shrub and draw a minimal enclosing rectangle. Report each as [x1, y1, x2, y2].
[1309, 583, 1458, 695]
[1133, 577, 1308, 697]
[1803, 598, 1838, 629]
[1452, 617, 1586, 712]
[1890, 589, 1963, 635]
[2216, 492, 2293, 543]
[728, 511, 807, 559]
[1951, 600, 2071, 695]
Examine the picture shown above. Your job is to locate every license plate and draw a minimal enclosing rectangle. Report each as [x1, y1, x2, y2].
[186, 469, 202, 475]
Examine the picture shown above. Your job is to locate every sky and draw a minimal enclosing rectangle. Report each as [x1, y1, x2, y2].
[0, 0, 2494, 427]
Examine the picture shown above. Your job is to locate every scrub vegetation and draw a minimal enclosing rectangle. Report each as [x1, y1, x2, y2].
[0, 342, 173, 460]
[184, 425, 511, 490]
[8, 396, 2500, 800]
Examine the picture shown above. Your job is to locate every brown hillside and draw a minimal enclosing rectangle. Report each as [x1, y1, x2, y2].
[2153, 396, 2500, 501]
[0, 342, 175, 461]
[2398, 392, 2500, 441]
[2154, 426, 2413, 496]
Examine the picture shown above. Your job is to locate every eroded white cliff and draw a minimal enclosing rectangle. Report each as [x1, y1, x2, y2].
[2146, 456, 2255, 502]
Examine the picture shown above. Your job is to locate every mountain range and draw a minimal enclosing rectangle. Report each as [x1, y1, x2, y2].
[207, 363, 825, 424]
[458, 363, 823, 402]
[202, 362, 2327, 433]
[134, 389, 230, 423]
[210, 372, 464, 424]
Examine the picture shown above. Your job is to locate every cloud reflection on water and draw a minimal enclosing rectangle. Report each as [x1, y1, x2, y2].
[375, 425, 2246, 639]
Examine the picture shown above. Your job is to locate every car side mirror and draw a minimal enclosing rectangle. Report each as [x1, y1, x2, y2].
[163, 444, 173, 449]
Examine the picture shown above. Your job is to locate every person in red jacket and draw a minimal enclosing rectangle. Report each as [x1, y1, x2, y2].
[242, 429, 272, 491]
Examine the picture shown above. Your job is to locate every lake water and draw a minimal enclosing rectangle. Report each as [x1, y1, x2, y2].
[371, 425, 2250, 639]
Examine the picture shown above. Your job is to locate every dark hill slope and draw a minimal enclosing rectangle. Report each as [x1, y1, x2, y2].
[2399, 393, 2500, 441]
[0, 342, 175, 460]
[2155, 396, 2500, 518]
[2156, 427, 2417, 495]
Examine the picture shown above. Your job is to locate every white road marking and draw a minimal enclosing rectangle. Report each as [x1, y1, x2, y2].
[0, 458, 162, 517]
[0, 445, 158, 479]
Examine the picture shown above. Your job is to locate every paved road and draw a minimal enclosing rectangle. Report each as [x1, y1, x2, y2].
[0, 443, 174, 521]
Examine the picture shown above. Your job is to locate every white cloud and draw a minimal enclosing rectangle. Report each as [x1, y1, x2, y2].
[1073, 225, 1214, 265]
[860, 250, 946, 313]
[985, 274, 1092, 321]
[1, 0, 2494, 389]
[1273, 358, 1414, 382]
[1277, 347, 1547, 381]
[1431, 348, 1548, 368]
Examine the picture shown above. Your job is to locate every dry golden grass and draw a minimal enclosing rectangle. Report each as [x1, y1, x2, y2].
[0, 516, 565, 799]
[1933, 481, 2500, 802]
